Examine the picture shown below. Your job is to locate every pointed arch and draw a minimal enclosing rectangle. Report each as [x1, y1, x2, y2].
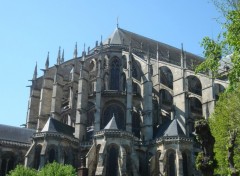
[182, 151, 190, 176]
[160, 66, 173, 89]
[187, 75, 202, 96]
[166, 149, 176, 176]
[34, 145, 42, 169]
[106, 144, 119, 176]
[101, 101, 125, 130]
[214, 83, 225, 101]
[132, 111, 141, 138]
[110, 57, 120, 90]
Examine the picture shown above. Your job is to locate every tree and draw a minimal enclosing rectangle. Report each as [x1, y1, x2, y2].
[7, 162, 76, 176]
[38, 162, 76, 176]
[194, 119, 216, 176]
[195, 1, 240, 175]
[209, 87, 240, 175]
[7, 165, 37, 176]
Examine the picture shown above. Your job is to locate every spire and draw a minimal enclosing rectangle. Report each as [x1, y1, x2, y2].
[100, 35, 103, 46]
[61, 49, 64, 63]
[45, 52, 49, 70]
[156, 43, 159, 61]
[147, 45, 150, 64]
[181, 43, 186, 68]
[117, 17, 119, 28]
[129, 38, 132, 53]
[33, 62, 37, 80]
[74, 42, 78, 59]
[104, 114, 118, 130]
[82, 43, 86, 61]
[57, 46, 61, 65]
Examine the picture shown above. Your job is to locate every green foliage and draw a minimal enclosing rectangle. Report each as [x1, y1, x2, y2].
[195, 37, 221, 78]
[7, 165, 37, 176]
[209, 86, 240, 175]
[224, 9, 240, 89]
[38, 162, 76, 176]
[8, 162, 76, 176]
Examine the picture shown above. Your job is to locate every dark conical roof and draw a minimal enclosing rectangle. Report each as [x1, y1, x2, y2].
[41, 117, 74, 136]
[104, 115, 118, 130]
[154, 119, 185, 138]
[163, 119, 185, 136]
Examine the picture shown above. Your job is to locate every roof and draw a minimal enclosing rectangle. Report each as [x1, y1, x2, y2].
[154, 119, 185, 138]
[41, 117, 74, 136]
[0, 124, 35, 144]
[163, 119, 185, 136]
[104, 27, 204, 68]
[104, 115, 118, 130]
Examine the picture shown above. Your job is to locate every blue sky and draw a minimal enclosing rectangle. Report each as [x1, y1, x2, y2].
[0, 0, 222, 127]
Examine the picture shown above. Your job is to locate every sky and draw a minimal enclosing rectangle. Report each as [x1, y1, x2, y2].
[0, 0, 222, 127]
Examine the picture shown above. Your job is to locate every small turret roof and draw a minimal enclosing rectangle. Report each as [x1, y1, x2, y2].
[104, 115, 118, 130]
[41, 117, 74, 136]
[163, 119, 185, 137]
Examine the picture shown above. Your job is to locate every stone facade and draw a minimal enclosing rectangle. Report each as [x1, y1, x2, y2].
[0, 27, 228, 176]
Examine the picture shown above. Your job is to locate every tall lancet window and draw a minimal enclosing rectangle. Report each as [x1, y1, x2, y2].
[106, 145, 119, 176]
[110, 58, 120, 90]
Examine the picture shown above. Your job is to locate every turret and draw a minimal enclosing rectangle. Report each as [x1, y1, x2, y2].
[45, 52, 49, 70]
[26, 63, 41, 129]
[75, 47, 89, 140]
[50, 64, 63, 121]
[126, 40, 133, 132]
[94, 41, 103, 131]
[142, 46, 153, 140]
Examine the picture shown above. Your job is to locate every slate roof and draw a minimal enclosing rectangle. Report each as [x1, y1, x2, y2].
[41, 117, 74, 136]
[0, 124, 35, 144]
[154, 119, 185, 138]
[104, 27, 204, 68]
[104, 115, 118, 130]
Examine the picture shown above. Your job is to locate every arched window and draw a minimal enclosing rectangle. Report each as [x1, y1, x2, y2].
[110, 58, 120, 90]
[160, 66, 173, 89]
[102, 103, 125, 130]
[132, 112, 141, 138]
[1, 159, 7, 176]
[182, 152, 188, 176]
[34, 145, 42, 169]
[187, 76, 202, 96]
[168, 151, 176, 176]
[48, 148, 56, 163]
[121, 73, 126, 91]
[106, 145, 119, 176]
[214, 83, 225, 101]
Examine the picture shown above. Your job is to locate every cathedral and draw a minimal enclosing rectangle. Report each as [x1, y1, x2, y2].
[0, 27, 228, 176]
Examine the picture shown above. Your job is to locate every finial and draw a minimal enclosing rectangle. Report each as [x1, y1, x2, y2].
[156, 43, 159, 61]
[61, 49, 64, 63]
[147, 45, 150, 60]
[57, 46, 61, 65]
[33, 62, 37, 80]
[74, 42, 78, 59]
[82, 43, 86, 60]
[100, 35, 103, 46]
[129, 37, 132, 53]
[181, 43, 185, 68]
[117, 17, 119, 28]
[45, 52, 49, 70]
